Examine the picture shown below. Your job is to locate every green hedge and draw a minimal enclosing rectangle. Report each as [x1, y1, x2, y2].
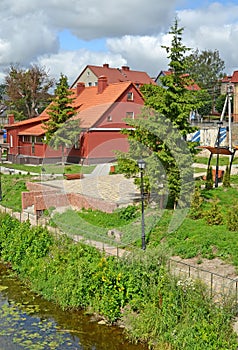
[0, 213, 237, 349]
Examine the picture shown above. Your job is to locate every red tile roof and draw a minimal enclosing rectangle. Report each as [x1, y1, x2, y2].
[6, 81, 144, 131]
[71, 64, 155, 87]
[156, 70, 200, 90]
[18, 124, 46, 136]
[231, 71, 238, 83]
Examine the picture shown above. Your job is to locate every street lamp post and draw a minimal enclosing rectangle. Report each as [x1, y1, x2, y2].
[137, 159, 146, 250]
[215, 121, 223, 188]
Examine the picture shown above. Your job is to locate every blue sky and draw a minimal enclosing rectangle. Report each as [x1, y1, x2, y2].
[0, 0, 238, 84]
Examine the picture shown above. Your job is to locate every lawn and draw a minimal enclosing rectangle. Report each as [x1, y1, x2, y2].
[0, 173, 33, 212]
[194, 155, 238, 166]
[1, 162, 95, 175]
[50, 179, 238, 267]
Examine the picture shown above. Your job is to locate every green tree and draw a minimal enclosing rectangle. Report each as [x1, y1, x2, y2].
[4, 64, 54, 120]
[216, 94, 233, 115]
[223, 165, 231, 188]
[205, 166, 213, 190]
[186, 49, 225, 112]
[196, 89, 213, 118]
[120, 19, 200, 207]
[44, 74, 80, 164]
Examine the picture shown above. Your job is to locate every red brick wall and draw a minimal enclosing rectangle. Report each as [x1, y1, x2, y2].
[22, 182, 117, 213]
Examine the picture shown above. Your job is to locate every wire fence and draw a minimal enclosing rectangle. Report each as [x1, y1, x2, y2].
[1, 204, 238, 303]
[168, 258, 238, 304]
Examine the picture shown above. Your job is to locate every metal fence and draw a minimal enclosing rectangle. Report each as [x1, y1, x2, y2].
[168, 258, 238, 304]
[1, 204, 238, 304]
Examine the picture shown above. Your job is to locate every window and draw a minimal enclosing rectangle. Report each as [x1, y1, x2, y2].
[10, 135, 13, 147]
[107, 115, 112, 122]
[88, 82, 92, 86]
[22, 135, 32, 143]
[126, 112, 134, 119]
[34, 136, 43, 143]
[127, 92, 134, 101]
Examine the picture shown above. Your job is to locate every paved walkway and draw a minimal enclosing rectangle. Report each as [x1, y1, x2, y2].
[42, 173, 140, 205]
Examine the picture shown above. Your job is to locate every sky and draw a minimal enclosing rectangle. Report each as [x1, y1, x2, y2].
[0, 0, 238, 86]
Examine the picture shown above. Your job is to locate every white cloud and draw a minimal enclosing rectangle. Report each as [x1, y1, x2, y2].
[0, 0, 238, 85]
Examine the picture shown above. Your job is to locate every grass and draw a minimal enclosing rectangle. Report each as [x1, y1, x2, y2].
[50, 206, 161, 248]
[50, 178, 238, 267]
[194, 155, 238, 166]
[2, 157, 238, 269]
[0, 173, 33, 212]
[149, 185, 238, 267]
[1, 162, 95, 175]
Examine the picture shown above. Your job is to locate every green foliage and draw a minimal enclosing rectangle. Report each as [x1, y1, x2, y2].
[226, 203, 238, 232]
[223, 165, 231, 188]
[118, 205, 139, 221]
[0, 213, 236, 348]
[186, 49, 225, 98]
[1, 174, 31, 211]
[0, 215, 52, 273]
[205, 166, 213, 190]
[216, 94, 233, 114]
[78, 206, 139, 228]
[205, 197, 223, 225]
[4, 64, 54, 120]
[44, 74, 77, 145]
[119, 19, 198, 208]
[189, 185, 204, 219]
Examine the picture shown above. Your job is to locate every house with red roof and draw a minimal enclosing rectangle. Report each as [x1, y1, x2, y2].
[71, 63, 155, 89]
[230, 71, 238, 122]
[6, 76, 144, 165]
[155, 70, 200, 91]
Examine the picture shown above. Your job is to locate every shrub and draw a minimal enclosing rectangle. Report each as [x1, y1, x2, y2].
[205, 198, 223, 225]
[223, 165, 231, 188]
[226, 203, 238, 232]
[189, 186, 204, 219]
[205, 166, 213, 190]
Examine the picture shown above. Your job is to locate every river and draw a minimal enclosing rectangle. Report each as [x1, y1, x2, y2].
[0, 263, 147, 350]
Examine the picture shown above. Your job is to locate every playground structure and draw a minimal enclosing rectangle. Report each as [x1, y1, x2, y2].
[198, 84, 238, 187]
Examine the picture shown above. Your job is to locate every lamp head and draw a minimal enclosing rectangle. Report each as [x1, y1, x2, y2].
[137, 159, 146, 170]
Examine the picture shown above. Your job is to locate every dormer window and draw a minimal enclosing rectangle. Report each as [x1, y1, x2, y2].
[126, 112, 134, 119]
[107, 115, 112, 122]
[127, 92, 134, 101]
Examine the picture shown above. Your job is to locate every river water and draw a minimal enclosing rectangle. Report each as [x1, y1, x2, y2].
[0, 264, 147, 350]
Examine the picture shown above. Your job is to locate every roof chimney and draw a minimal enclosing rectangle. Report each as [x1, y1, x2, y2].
[76, 82, 85, 96]
[98, 75, 108, 94]
[121, 66, 130, 71]
[8, 114, 15, 125]
[103, 63, 109, 68]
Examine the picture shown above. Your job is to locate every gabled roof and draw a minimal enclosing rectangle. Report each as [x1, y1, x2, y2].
[18, 124, 46, 136]
[71, 64, 155, 87]
[155, 70, 200, 91]
[221, 75, 232, 83]
[6, 80, 144, 132]
[231, 71, 238, 83]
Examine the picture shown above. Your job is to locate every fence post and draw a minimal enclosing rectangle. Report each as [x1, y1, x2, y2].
[236, 281, 238, 306]
[211, 273, 213, 298]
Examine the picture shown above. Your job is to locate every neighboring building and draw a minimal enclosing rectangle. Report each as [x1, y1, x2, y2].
[220, 75, 232, 95]
[155, 70, 200, 91]
[230, 71, 238, 122]
[71, 63, 155, 89]
[6, 76, 144, 165]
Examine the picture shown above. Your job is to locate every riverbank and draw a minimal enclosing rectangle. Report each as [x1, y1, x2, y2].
[0, 212, 237, 349]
